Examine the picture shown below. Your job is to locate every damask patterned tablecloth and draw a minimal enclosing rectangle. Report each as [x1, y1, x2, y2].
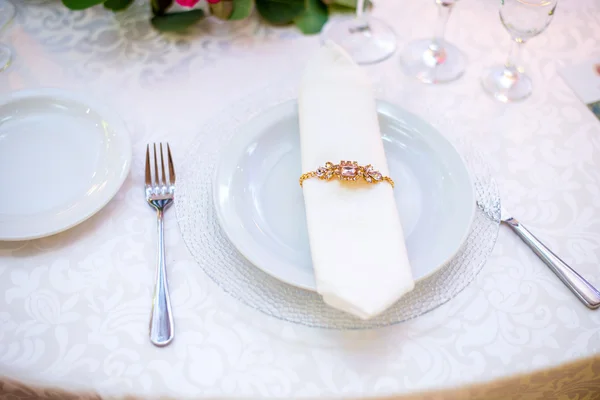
[1, 0, 600, 398]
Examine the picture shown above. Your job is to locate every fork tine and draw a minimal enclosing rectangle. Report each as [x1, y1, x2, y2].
[145, 144, 152, 186]
[159, 143, 166, 185]
[153, 143, 159, 187]
[167, 143, 176, 184]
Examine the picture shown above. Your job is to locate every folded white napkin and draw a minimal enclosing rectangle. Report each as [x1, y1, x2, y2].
[298, 41, 414, 320]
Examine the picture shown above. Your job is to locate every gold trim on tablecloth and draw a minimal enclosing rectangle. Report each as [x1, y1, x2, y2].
[1, 355, 599, 399]
[382, 355, 600, 400]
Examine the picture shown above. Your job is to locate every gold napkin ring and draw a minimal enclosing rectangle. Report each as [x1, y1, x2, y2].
[299, 161, 394, 188]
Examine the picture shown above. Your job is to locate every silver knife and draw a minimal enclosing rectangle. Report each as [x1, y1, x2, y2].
[501, 207, 600, 309]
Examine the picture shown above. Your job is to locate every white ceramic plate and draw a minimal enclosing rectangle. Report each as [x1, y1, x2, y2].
[214, 100, 475, 291]
[0, 89, 131, 241]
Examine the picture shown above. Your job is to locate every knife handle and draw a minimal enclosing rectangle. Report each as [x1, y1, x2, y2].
[504, 217, 600, 310]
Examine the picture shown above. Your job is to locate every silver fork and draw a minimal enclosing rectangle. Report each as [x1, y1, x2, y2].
[145, 143, 176, 346]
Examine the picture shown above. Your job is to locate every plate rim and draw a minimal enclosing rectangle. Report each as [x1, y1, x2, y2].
[213, 99, 475, 291]
[0, 88, 132, 241]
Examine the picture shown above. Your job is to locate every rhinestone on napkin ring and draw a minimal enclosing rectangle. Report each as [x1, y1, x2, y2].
[299, 161, 394, 188]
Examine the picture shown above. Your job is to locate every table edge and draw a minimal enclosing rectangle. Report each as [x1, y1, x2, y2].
[1, 355, 599, 399]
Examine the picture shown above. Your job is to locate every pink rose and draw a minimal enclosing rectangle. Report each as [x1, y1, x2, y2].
[206, 0, 221, 3]
[175, 0, 201, 7]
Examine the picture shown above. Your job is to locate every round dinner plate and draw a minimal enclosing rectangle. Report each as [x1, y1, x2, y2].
[214, 100, 475, 291]
[0, 89, 131, 241]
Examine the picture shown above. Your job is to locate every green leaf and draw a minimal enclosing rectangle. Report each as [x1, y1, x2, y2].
[210, 0, 234, 19]
[324, 0, 371, 11]
[151, 9, 204, 32]
[230, 0, 254, 20]
[61, 0, 105, 10]
[255, 0, 304, 25]
[293, 0, 327, 34]
[327, 4, 355, 14]
[327, 0, 356, 8]
[151, 0, 173, 16]
[103, 0, 134, 11]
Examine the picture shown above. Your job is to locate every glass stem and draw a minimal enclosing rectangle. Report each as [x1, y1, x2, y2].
[356, 0, 366, 19]
[505, 39, 524, 75]
[350, 0, 369, 32]
[432, 1, 454, 48]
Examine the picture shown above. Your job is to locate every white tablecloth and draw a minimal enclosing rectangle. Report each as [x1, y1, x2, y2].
[1, 0, 599, 398]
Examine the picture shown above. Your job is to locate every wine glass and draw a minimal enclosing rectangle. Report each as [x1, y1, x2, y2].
[0, 0, 15, 72]
[399, 0, 466, 84]
[320, 0, 396, 65]
[481, 0, 558, 102]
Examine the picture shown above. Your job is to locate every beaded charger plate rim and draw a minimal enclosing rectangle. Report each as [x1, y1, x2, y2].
[175, 84, 501, 329]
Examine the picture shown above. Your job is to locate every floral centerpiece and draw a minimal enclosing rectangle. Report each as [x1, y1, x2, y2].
[61, 0, 359, 34]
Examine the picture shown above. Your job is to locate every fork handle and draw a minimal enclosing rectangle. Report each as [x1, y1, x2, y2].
[150, 209, 175, 346]
[504, 217, 600, 310]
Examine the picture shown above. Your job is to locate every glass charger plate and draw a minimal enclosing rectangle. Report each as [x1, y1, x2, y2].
[176, 83, 501, 329]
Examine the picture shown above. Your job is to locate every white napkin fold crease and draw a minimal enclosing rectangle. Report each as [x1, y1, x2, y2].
[298, 41, 415, 320]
